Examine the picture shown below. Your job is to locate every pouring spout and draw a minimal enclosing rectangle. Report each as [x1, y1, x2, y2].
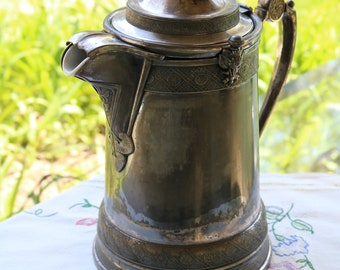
[61, 31, 102, 79]
[61, 31, 164, 82]
[61, 31, 117, 81]
[62, 42, 89, 77]
[61, 31, 164, 172]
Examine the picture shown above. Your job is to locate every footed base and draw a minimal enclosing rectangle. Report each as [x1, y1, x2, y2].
[92, 203, 271, 270]
[93, 235, 271, 270]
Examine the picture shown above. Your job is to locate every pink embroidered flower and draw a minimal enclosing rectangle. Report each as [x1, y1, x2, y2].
[76, 218, 97, 226]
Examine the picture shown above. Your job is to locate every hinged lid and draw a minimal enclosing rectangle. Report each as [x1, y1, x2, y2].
[126, 0, 240, 35]
[104, 0, 259, 57]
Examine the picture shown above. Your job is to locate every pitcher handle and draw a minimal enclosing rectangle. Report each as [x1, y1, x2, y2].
[255, 0, 297, 135]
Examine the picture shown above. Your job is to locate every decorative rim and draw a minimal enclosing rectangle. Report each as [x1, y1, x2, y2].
[125, 6, 240, 35]
[103, 6, 260, 57]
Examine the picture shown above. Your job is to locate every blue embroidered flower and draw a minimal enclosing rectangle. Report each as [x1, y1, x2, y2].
[272, 235, 309, 257]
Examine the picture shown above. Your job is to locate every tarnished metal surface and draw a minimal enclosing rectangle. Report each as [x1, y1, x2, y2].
[104, 6, 256, 57]
[93, 203, 271, 269]
[256, 0, 297, 134]
[125, 0, 240, 35]
[61, 0, 296, 269]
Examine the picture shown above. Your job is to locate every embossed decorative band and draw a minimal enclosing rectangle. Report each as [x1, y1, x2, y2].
[125, 7, 240, 35]
[94, 203, 269, 269]
[145, 46, 258, 93]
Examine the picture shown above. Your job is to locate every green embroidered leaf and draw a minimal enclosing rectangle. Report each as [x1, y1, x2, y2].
[34, 209, 43, 216]
[83, 198, 92, 207]
[266, 206, 284, 220]
[306, 259, 316, 270]
[291, 219, 314, 234]
[275, 234, 286, 242]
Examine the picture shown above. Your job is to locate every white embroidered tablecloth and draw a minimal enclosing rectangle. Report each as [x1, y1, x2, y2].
[0, 173, 339, 269]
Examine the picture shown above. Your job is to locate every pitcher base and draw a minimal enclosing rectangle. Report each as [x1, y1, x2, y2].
[92, 203, 271, 270]
[93, 235, 271, 270]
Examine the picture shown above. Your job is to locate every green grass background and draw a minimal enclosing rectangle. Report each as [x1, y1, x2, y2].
[0, 0, 339, 220]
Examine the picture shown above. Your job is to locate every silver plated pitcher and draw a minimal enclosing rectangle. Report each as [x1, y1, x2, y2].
[62, 0, 296, 269]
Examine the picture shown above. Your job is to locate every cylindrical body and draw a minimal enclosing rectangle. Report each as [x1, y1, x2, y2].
[105, 51, 261, 229]
[93, 20, 271, 268]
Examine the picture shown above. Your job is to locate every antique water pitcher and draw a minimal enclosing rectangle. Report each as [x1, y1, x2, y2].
[62, 0, 296, 268]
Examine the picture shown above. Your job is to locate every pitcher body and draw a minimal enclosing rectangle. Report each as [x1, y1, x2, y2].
[62, 0, 296, 269]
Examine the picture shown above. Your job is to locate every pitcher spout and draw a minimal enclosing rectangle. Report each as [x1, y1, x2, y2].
[61, 31, 163, 172]
[62, 31, 162, 82]
[62, 31, 111, 79]
[62, 41, 89, 78]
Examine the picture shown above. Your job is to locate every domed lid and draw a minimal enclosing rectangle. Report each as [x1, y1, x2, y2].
[125, 0, 240, 35]
[104, 0, 256, 57]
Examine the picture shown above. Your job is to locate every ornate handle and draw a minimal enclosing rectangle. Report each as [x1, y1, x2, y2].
[255, 0, 297, 135]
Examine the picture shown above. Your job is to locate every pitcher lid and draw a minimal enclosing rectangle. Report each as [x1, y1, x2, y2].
[125, 0, 240, 35]
[104, 0, 258, 57]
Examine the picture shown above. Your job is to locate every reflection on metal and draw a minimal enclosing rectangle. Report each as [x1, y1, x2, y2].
[62, 0, 296, 269]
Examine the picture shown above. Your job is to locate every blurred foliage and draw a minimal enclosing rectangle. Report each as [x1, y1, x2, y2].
[0, 0, 339, 220]
[242, 0, 340, 172]
[0, 0, 122, 220]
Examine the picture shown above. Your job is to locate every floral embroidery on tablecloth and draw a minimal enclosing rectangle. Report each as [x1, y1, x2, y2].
[24, 196, 316, 268]
[70, 198, 99, 226]
[75, 217, 97, 226]
[267, 204, 315, 270]
[69, 198, 99, 210]
[25, 208, 58, 218]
